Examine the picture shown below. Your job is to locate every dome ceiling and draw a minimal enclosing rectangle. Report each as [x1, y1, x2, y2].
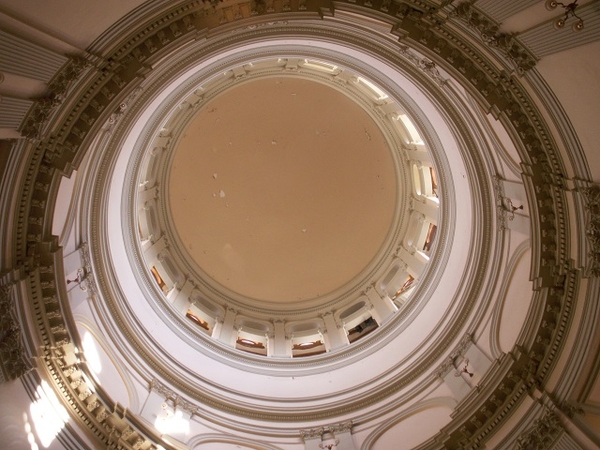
[125, 44, 452, 377]
[1, 1, 599, 450]
[95, 30, 479, 433]
[168, 76, 397, 303]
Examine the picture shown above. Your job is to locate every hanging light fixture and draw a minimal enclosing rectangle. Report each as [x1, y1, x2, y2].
[546, 0, 584, 31]
[503, 198, 524, 221]
[319, 440, 340, 450]
[454, 358, 474, 377]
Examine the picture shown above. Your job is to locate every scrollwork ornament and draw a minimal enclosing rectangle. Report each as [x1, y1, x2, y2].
[582, 185, 600, 276]
[104, 87, 143, 133]
[450, 2, 536, 74]
[178, 396, 200, 415]
[558, 401, 584, 419]
[515, 411, 562, 450]
[398, 45, 420, 66]
[434, 333, 473, 377]
[493, 176, 509, 230]
[417, 59, 447, 86]
[300, 426, 325, 440]
[150, 377, 174, 398]
[149, 378, 200, 414]
[0, 284, 33, 381]
[20, 56, 91, 140]
[331, 420, 353, 434]
[398, 46, 448, 86]
[78, 242, 98, 295]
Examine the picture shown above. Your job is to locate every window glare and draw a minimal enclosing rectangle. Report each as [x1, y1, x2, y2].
[29, 381, 69, 448]
[83, 331, 102, 374]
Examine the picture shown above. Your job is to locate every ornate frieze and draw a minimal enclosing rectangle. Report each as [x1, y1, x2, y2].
[150, 378, 201, 415]
[434, 332, 473, 377]
[582, 185, 600, 276]
[20, 56, 91, 139]
[78, 242, 98, 296]
[449, 2, 537, 74]
[4, 0, 586, 448]
[397, 44, 448, 86]
[300, 421, 353, 441]
[0, 284, 32, 382]
[516, 410, 562, 450]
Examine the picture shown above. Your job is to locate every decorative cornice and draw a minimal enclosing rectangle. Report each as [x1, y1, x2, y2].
[149, 378, 201, 415]
[582, 185, 600, 276]
[78, 242, 98, 296]
[0, 284, 33, 382]
[29, 265, 161, 449]
[449, 1, 537, 74]
[20, 56, 91, 139]
[2, 0, 589, 448]
[300, 420, 353, 440]
[515, 410, 562, 450]
[434, 332, 473, 378]
[398, 44, 448, 86]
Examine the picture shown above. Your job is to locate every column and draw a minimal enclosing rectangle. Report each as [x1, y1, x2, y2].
[406, 147, 432, 167]
[138, 186, 157, 204]
[216, 308, 236, 346]
[144, 236, 166, 266]
[397, 246, 427, 276]
[266, 331, 275, 357]
[272, 320, 290, 357]
[364, 286, 396, 325]
[322, 312, 348, 350]
[412, 198, 439, 224]
[171, 278, 193, 314]
[211, 316, 223, 339]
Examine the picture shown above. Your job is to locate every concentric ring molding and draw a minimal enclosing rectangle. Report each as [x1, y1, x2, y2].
[85, 22, 495, 425]
[7, 1, 592, 448]
[79, 17, 486, 431]
[122, 51, 446, 370]
[143, 55, 411, 312]
[131, 51, 432, 317]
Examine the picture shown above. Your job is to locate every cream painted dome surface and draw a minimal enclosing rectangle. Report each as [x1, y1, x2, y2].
[169, 77, 396, 303]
